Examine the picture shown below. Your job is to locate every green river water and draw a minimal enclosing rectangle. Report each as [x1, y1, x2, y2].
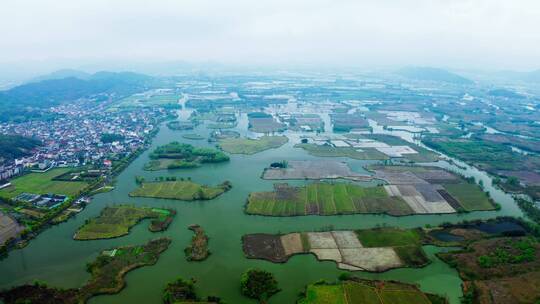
[0, 112, 524, 304]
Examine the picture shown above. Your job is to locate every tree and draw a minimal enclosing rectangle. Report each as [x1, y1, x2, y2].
[240, 268, 280, 303]
[507, 176, 520, 187]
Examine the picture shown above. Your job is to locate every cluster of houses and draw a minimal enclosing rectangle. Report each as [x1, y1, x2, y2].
[0, 104, 170, 183]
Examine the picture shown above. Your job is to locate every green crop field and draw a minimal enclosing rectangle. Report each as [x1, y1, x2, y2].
[74, 205, 172, 240]
[218, 135, 288, 154]
[355, 228, 429, 267]
[0, 168, 89, 199]
[443, 182, 495, 211]
[299, 284, 347, 304]
[246, 183, 413, 216]
[129, 180, 230, 200]
[355, 228, 423, 247]
[294, 143, 388, 160]
[298, 280, 438, 304]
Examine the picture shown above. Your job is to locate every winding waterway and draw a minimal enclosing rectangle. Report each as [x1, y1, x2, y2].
[0, 108, 524, 304]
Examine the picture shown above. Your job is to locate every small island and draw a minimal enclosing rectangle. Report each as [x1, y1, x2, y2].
[184, 224, 210, 261]
[218, 135, 288, 155]
[167, 120, 197, 130]
[130, 180, 232, 201]
[144, 142, 229, 171]
[162, 278, 223, 304]
[74, 205, 175, 240]
[182, 133, 205, 140]
[0, 238, 171, 304]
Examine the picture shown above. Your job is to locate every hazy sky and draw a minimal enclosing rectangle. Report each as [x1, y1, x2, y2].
[1, 0, 539, 72]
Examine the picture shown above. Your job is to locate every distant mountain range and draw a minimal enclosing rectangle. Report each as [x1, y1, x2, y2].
[497, 69, 540, 83]
[0, 71, 155, 122]
[29, 69, 91, 82]
[487, 88, 526, 99]
[396, 67, 474, 85]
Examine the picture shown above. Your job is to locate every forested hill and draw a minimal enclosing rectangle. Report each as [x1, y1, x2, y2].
[0, 71, 153, 107]
[397, 67, 473, 85]
[0, 135, 41, 163]
[0, 71, 155, 122]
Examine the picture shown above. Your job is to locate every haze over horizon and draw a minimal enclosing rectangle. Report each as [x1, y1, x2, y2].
[1, 0, 540, 77]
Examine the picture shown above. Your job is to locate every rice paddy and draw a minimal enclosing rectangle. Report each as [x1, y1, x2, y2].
[246, 182, 414, 216]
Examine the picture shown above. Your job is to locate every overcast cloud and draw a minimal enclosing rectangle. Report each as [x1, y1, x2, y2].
[1, 0, 539, 72]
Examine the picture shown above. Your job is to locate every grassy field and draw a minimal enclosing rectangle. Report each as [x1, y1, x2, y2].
[0, 168, 89, 199]
[443, 183, 495, 211]
[129, 180, 231, 200]
[298, 280, 442, 304]
[218, 136, 288, 154]
[74, 205, 174, 240]
[294, 143, 388, 160]
[355, 228, 423, 247]
[246, 182, 414, 216]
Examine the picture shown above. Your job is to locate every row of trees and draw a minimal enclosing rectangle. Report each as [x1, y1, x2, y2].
[135, 176, 193, 184]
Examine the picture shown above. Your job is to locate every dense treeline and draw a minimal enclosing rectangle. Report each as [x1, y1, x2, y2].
[0, 135, 41, 162]
[100, 133, 124, 143]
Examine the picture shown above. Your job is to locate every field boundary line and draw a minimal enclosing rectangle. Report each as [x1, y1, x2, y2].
[342, 283, 350, 304]
[375, 288, 385, 304]
[304, 185, 308, 215]
[344, 185, 356, 212]
[330, 185, 337, 214]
